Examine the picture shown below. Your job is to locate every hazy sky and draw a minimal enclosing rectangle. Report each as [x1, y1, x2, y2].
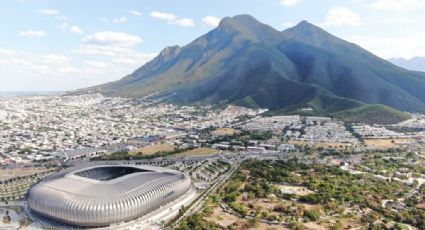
[0, 0, 424, 91]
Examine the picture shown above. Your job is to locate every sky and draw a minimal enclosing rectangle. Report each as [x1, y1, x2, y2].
[0, 0, 424, 91]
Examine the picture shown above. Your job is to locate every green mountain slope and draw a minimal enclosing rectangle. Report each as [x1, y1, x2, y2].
[333, 104, 411, 125]
[82, 15, 425, 123]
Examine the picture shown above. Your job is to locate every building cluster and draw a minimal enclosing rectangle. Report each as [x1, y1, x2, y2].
[0, 94, 260, 165]
[2, 94, 424, 166]
[242, 115, 301, 131]
[242, 115, 359, 145]
[393, 113, 425, 129]
[300, 118, 358, 145]
[351, 125, 406, 139]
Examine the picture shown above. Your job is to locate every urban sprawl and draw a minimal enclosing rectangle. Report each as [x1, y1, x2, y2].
[1, 94, 425, 229]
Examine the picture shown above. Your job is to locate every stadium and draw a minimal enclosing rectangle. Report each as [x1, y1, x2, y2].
[26, 164, 192, 227]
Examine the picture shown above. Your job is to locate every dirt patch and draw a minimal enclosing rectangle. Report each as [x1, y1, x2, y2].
[206, 206, 289, 230]
[288, 140, 352, 149]
[234, 220, 289, 230]
[211, 128, 240, 136]
[129, 143, 174, 156]
[303, 217, 362, 230]
[175, 147, 218, 157]
[276, 185, 315, 196]
[363, 139, 406, 148]
[204, 206, 238, 228]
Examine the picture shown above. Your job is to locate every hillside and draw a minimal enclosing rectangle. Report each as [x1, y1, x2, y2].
[81, 15, 425, 123]
[333, 104, 411, 125]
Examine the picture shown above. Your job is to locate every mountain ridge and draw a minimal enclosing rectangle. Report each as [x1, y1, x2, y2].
[81, 14, 425, 123]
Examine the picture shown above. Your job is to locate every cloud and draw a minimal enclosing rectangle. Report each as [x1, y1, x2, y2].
[202, 16, 220, 27]
[348, 33, 425, 59]
[129, 10, 142, 16]
[74, 44, 131, 56]
[74, 44, 156, 67]
[60, 22, 69, 30]
[69, 26, 83, 34]
[369, 0, 425, 10]
[74, 44, 157, 82]
[0, 47, 156, 91]
[113, 17, 128, 23]
[150, 11, 176, 21]
[150, 11, 195, 27]
[39, 55, 70, 65]
[174, 18, 194, 27]
[376, 17, 414, 24]
[282, 22, 295, 28]
[74, 44, 156, 61]
[61, 23, 84, 34]
[55, 15, 68, 21]
[19, 30, 47, 37]
[36, 8, 59, 15]
[0, 48, 17, 55]
[0, 51, 79, 77]
[85, 61, 109, 68]
[280, 0, 302, 6]
[74, 44, 156, 68]
[82, 31, 142, 46]
[113, 57, 138, 65]
[324, 7, 362, 26]
[58, 66, 80, 74]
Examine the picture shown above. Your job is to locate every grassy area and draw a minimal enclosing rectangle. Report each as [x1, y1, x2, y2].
[334, 104, 411, 125]
[363, 138, 401, 149]
[93, 147, 217, 161]
[211, 128, 241, 136]
[175, 147, 218, 157]
[129, 143, 175, 156]
[268, 102, 410, 125]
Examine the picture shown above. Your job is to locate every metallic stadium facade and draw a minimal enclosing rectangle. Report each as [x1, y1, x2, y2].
[27, 164, 192, 227]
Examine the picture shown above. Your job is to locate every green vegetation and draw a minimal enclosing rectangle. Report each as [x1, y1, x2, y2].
[334, 104, 411, 125]
[177, 214, 220, 230]
[218, 159, 424, 229]
[176, 195, 222, 230]
[386, 126, 425, 133]
[269, 101, 410, 125]
[177, 153, 425, 229]
[232, 96, 260, 108]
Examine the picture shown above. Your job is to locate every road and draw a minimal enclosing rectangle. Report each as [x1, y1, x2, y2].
[169, 160, 240, 229]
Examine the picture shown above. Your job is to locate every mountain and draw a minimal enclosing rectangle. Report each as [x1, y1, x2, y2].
[388, 57, 425, 72]
[82, 15, 425, 124]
